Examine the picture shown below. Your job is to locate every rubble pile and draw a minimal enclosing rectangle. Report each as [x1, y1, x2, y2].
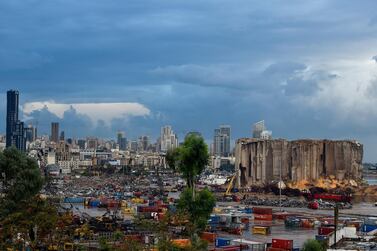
[242, 196, 352, 210]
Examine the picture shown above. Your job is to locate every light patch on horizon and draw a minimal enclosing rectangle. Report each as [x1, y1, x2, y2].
[300, 57, 377, 123]
[22, 101, 151, 126]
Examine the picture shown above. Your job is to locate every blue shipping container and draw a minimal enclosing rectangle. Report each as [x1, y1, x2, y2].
[244, 208, 253, 214]
[215, 238, 231, 247]
[89, 200, 101, 207]
[315, 235, 328, 241]
[210, 215, 220, 224]
[362, 224, 377, 233]
[64, 197, 85, 203]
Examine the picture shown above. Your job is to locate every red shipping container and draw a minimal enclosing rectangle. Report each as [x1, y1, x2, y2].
[125, 234, 142, 242]
[273, 212, 293, 220]
[272, 239, 293, 250]
[267, 247, 289, 251]
[220, 245, 249, 251]
[201, 232, 217, 243]
[253, 207, 273, 215]
[241, 217, 250, 224]
[254, 214, 273, 221]
[134, 191, 142, 197]
[318, 227, 334, 236]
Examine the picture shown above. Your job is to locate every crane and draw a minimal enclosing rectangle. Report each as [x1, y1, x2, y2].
[224, 174, 236, 196]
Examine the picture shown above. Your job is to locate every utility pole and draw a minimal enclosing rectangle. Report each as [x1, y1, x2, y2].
[279, 144, 282, 211]
[334, 203, 339, 249]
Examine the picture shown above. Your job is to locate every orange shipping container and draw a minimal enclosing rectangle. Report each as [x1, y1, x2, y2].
[172, 239, 191, 248]
[201, 232, 217, 243]
[254, 214, 273, 221]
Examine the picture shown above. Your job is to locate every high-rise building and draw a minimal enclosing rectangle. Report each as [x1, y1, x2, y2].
[160, 126, 178, 152]
[6, 90, 19, 148]
[77, 139, 86, 149]
[25, 124, 37, 143]
[138, 135, 150, 152]
[6, 90, 26, 151]
[213, 125, 231, 157]
[117, 131, 127, 151]
[252, 120, 272, 139]
[60, 131, 65, 141]
[130, 140, 138, 152]
[86, 137, 98, 149]
[14, 121, 26, 152]
[51, 122, 59, 143]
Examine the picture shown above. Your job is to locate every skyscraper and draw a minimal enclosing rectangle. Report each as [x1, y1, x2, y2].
[160, 126, 178, 152]
[138, 135, 150, 151]
[213, 125, 231, 157]
[51, 122, 59, 143]
[6, 90, 19, 148]
[25, 124, 37, 142]
[252, 120, 272, 139]
[6, 90, 26, 151]
[117, 131, 127, 150]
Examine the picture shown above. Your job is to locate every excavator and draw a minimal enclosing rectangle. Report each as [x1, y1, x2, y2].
[223, 174, 240, 202]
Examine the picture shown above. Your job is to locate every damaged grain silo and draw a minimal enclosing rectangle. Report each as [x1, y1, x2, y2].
[234, 138, 363, 187]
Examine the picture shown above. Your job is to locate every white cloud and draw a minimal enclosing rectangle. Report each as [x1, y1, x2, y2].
[297, 57, 377, 123]
[22, 101, 150, 126]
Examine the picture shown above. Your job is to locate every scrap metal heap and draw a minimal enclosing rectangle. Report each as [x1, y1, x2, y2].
[235, 138, 363, 187]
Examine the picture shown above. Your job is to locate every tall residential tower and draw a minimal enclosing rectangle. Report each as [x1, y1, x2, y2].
[6, 90, 26, 151]
[213, 125, 231, 157]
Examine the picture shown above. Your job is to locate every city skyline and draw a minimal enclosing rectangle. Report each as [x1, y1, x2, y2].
[1, 1, 377, 161]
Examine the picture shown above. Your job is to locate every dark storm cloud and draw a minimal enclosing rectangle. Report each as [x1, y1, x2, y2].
[1, 0, 377, 160]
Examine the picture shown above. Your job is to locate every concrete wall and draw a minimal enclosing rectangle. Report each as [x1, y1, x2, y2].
[235, 138, 363, 187]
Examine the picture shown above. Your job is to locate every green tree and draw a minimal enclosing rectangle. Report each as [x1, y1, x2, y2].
[302, 239, 326, 251]
[169, 134, 209, 189]
[177, 188, 216, 232]
[165, 149, 179, 171]
[0, 147, 44, 217]
[0, 148, 49, 248]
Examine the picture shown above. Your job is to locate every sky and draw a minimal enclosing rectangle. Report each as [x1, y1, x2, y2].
[1, 0, 377, 161]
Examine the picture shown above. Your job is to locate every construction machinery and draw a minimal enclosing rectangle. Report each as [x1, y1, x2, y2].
[223, 174, 240, 201]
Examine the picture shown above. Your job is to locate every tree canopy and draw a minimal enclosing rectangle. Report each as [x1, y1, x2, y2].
[166, 134, 209, 188]
[302, 239, 326, 251]
[0, 147, 44, 217]
[177, 188, 216, 232]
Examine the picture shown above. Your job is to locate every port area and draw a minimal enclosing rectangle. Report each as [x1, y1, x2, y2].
[213, 202, 376, 248]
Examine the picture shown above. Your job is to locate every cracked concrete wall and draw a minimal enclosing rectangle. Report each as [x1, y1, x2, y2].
[235, 138, 363, 187]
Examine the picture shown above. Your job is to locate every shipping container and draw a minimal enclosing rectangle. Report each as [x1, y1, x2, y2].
[201, 232, 217, 243]
[210, 215, 221, 224]
[364, 217, 377, 225]
[253, 207, 273, 215]
[318, 227, 334, 236]
[244, 208, 253, 214]
[88, 200, 101, 207]
[273, 212, 294, 220]
[217, 244, 249, 251]
[172, 239, 191, 248]
[241, 217, 250, 224]
[252, 226, 271, 235]
[64, 197, 85, 203]
[272, 239, 293, 250]
[216, 237, 232, 247]
[315, 235, 329, 241]
[255, 214, 273, 221]
[361, 224, 377, 233]
[267, 247, 289, 251]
